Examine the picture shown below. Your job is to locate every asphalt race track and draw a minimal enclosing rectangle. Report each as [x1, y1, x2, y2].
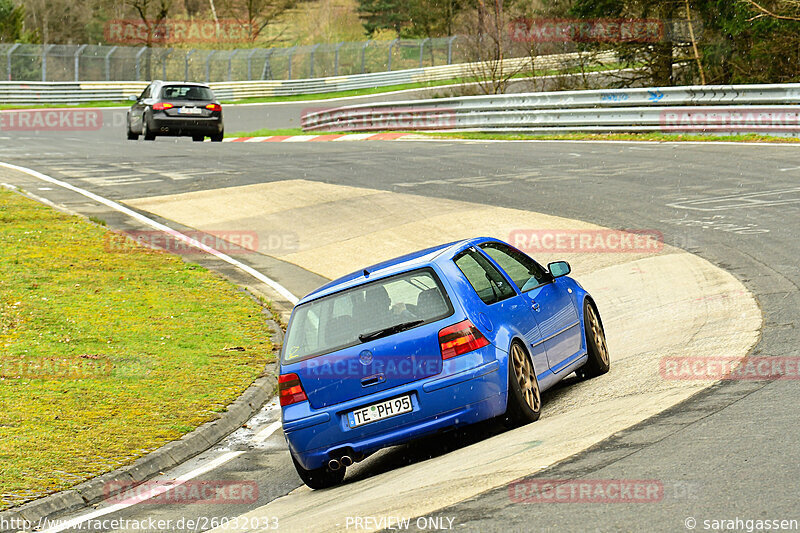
[1, 104, 799, 533]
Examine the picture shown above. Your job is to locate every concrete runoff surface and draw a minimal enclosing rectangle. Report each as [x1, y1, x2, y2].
[125, 179, 761, 533]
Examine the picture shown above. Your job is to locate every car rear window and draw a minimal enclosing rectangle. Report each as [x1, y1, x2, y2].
[160, 85, 214, 101]
[283, 268, 453, 362]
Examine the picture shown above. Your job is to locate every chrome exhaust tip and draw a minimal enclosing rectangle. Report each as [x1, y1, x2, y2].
[328, 459, 341, 471]
[340, 455, 353, 467]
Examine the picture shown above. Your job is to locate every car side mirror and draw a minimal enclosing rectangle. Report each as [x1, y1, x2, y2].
[128, 95, 138, 102]
[548, 261, 571, 278]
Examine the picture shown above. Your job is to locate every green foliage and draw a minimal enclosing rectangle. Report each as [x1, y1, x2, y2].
[357, 0, 408, 35]
[0, 0, 24, 42]
[357, 0, 467, 38]
[565, 0, 800, 84]
[696, 0, 800, 83]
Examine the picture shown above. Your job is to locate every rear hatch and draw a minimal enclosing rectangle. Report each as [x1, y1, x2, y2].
[282, 268, 455, 409]
[159, 85, 218, 118]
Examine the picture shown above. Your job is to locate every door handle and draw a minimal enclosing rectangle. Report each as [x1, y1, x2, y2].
[531, 301, 540, 312]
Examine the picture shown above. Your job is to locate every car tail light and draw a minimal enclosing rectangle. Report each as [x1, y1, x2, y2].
[279, 373, 308, 406]
[439, 319, 490, 360]
[152, 102, 173, 110]
[206, 103, 222, 112]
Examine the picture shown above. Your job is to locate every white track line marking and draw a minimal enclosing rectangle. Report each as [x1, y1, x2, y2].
[40, 452, 244, 533]
[253, 420, 283, 443]
[400, 137, 800, 146]
[0, 161, 299, 305]
[333, 133, 374, 141]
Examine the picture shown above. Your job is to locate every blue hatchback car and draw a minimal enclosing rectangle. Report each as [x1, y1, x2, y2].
[279, 237, 610, 489]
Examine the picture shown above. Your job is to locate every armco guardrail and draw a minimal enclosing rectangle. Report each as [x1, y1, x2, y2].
[0, 51, 615, 104]
[300, 84, 800, 135]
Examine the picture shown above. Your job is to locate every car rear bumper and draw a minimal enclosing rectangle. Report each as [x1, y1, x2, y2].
[149, 116, 222, 135]
[282, 351, 507, 471]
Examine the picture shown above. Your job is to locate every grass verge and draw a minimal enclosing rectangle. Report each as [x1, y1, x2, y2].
[224, 128, 800, 143]
[416, 132, 800, 143]
[226, 128, 305, 137]
[0, 101, 130, 110]
[0, 188, 273, 510]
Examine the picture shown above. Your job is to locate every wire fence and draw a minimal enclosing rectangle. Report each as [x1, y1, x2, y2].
[0, 37, 479, 82]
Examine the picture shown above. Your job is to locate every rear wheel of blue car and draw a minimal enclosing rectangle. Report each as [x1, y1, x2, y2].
[578, 301, 610, 379]
[506, 342, 541, 424]
[291, 453, 346, 490]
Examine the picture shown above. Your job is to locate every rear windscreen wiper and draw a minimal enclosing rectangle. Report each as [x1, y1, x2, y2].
[358, 320, 424, 343]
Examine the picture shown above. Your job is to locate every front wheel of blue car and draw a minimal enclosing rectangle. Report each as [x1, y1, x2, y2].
[578, 301, 610, 379]
[505, 341, 541, 425]
[291, 453, 346, 490]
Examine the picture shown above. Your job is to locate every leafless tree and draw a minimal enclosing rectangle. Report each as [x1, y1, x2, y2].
[126, 0, 172, 79]
[218, 0, 299, 44]
[461, 0, 534, 94]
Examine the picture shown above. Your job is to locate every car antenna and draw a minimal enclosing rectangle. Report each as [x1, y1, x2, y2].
[363, 269, 369, 278]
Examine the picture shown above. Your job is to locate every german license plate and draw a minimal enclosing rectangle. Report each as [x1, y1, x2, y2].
[347, 395, 412, 428]
[179, 106, 202, 115]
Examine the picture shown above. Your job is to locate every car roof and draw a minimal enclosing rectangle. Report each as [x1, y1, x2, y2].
[152, 80, 211, 88]
[297, 236, 500, 304]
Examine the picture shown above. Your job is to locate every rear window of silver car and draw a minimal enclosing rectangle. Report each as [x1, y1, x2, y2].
[283, 268, 453, 363]
[161, 85, 214, 101]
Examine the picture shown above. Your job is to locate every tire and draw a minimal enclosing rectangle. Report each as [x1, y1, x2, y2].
[192, 135, 205, 142]
[577, 301, 610, 379]
[126, 116, 138, 140]
[210, 131, 224, 142]
[291, 453, 345, 490]
[505, 341, 541, 425]
[142, 118, 156, 141]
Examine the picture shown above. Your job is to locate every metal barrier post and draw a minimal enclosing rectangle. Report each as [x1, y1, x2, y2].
[7, 43, 20, 81]
[42, 44, 54, 81]
[361, 40, 371, 73]
[387, 39, 398, 71]
[246, 49, 258, 80]
[162, 48, 172, 79]
[261, 49, 274, 80]
[205, 50, 216, 83]
[447, 36, 457, 65]
[104, 46, 118, 81]
[185, 49, 195, 81]
[309, 43, 320, 78]
[334, 42, 344, 76]
[228, 49, 240, 81]
[74, 44, 88, 82]
[287, 46, 296, 80]
[420, 38, 429, 67]
[135, 47, 148, 81]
